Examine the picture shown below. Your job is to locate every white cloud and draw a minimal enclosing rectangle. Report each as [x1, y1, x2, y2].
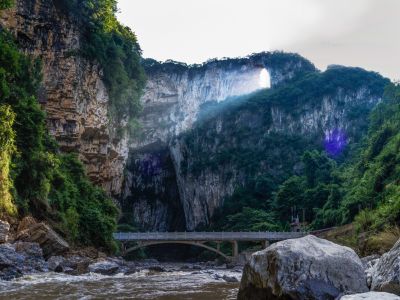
[117, 0, 399, 80]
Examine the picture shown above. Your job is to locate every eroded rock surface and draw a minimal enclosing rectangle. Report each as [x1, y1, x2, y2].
[16, 222, 69, 258]
[0, 0, 129, 195]
[371, 239, 400, 295]
[238, 235, 368, 300]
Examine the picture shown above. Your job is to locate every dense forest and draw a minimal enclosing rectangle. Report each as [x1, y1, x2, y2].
[0, 0, 145, 251]
[209, 81, 400, 253]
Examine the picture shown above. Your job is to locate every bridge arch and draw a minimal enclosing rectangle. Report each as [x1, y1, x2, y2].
[123, 241, 230, 260]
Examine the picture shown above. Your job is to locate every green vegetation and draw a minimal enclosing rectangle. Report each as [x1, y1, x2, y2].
[178, 66, 388, 233]
[0, 27, 117, 251]
[251, 84, 400, 243]
[0, 105, 16, 215]
[56, 0, 146, 133]
[0, 0, 13, 9]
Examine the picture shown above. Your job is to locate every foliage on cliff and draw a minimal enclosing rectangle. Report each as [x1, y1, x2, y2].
[266, 84, 400, 236]
[0, 105, 16, 216]
[0, 0, 13, 9]
[0, 28, 117, 251]
[181, 67, 389, 232]
[57, 0, 146, 133]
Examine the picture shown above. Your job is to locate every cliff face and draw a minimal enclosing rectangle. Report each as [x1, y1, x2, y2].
[0, 0, 128, 196]
[122, 53, 387, 231]
[122, 53, 316, 231]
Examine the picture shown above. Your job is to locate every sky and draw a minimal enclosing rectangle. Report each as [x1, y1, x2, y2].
[117, 0, 400, 80]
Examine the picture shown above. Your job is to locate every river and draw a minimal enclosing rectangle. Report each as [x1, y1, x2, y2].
[0, 265, 241, 300]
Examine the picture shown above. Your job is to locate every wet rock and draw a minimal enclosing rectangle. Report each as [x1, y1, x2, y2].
[222, 275, 239, 283]
[47, 256, 66, 272]
[14, 242, 43, 258]
[192, 265, 202, 270]
[89, 261, 120, 275]
[0, 220, 10, 243]
[238, 235, 368, 300]
[16, 222, 69, 258]
[124, 267, 138, 276]
[0, 243, 47, 280]
[371, 239, 400, 295]
[62, 255, 92, 275]
[340, 292, 400, 299]
[180, 265, 191, 270]
[148, 266, 166, 272]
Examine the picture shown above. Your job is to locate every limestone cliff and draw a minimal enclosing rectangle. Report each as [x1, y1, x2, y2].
[0, 0, 128, 196]
[121, 54, 388, 231]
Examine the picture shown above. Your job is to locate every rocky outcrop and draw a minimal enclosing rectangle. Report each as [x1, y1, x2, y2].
[371, 239, 400, 295]
[340, 292, 400, 300]
[0, 220, 10, 243]
[0, 0, 128, 195]
[238, 235, 368, 300]
[0, 242, 48, 280]
[16, 222, 70, 258]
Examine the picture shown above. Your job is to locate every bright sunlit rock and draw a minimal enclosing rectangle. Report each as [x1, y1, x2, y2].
[259, 68, 271, 89]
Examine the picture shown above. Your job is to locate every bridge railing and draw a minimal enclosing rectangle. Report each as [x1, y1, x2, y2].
[113, 231, 306, 242]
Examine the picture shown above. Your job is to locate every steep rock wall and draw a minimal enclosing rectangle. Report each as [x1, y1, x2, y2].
[0, 0, 128, 196]
[123, 60, 388, 231]
[122, 53, 316, 230]
[171, 81, 384, 230]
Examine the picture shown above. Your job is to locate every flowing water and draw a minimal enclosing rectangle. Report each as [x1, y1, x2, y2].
[0, 267, 240, 300]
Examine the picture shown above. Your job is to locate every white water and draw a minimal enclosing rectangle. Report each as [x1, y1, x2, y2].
[0, 267, 241, 300]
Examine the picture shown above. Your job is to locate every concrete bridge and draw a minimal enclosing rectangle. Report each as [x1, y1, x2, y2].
[113, 231, 307, 259]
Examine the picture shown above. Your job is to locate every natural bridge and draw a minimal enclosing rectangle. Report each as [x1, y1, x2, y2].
[113, 231, 307, 260]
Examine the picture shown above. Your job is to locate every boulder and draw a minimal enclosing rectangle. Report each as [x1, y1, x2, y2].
[62, 255, 92, 275]
[89, 261, 120, 275]
[238, 235, 368, 300]
[16, 222, 69, 258]
[47, 256, 66, 272]
[222, 274, 239, 283]
[14, 241, 43, 258]
[371, 239, 400, 295]
[0, 243, 47, 280]
[340, 292, 400, 299]
[0, 220, 10, 243]
[17, 216, 37, 233]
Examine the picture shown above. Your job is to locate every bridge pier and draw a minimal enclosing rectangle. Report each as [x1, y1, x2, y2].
[232, 241, 239, 257]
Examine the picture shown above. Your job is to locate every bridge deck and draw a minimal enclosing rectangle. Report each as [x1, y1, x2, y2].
[113, 231, 306, 242]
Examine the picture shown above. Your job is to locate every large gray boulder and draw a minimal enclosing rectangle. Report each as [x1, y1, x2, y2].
[16, 222, 69, 258]
[371, 239, 400, 295]
[0, 220, 10, 243]
[340, 292, 400, 299]
[238, 235, 368, 300]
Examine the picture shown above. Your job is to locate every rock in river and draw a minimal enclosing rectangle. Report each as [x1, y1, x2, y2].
[89, 261, 120, 275]
[238, 235, 368, 300]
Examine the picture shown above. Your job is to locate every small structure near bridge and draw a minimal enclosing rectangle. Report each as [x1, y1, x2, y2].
[113, 231, 306, 260]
